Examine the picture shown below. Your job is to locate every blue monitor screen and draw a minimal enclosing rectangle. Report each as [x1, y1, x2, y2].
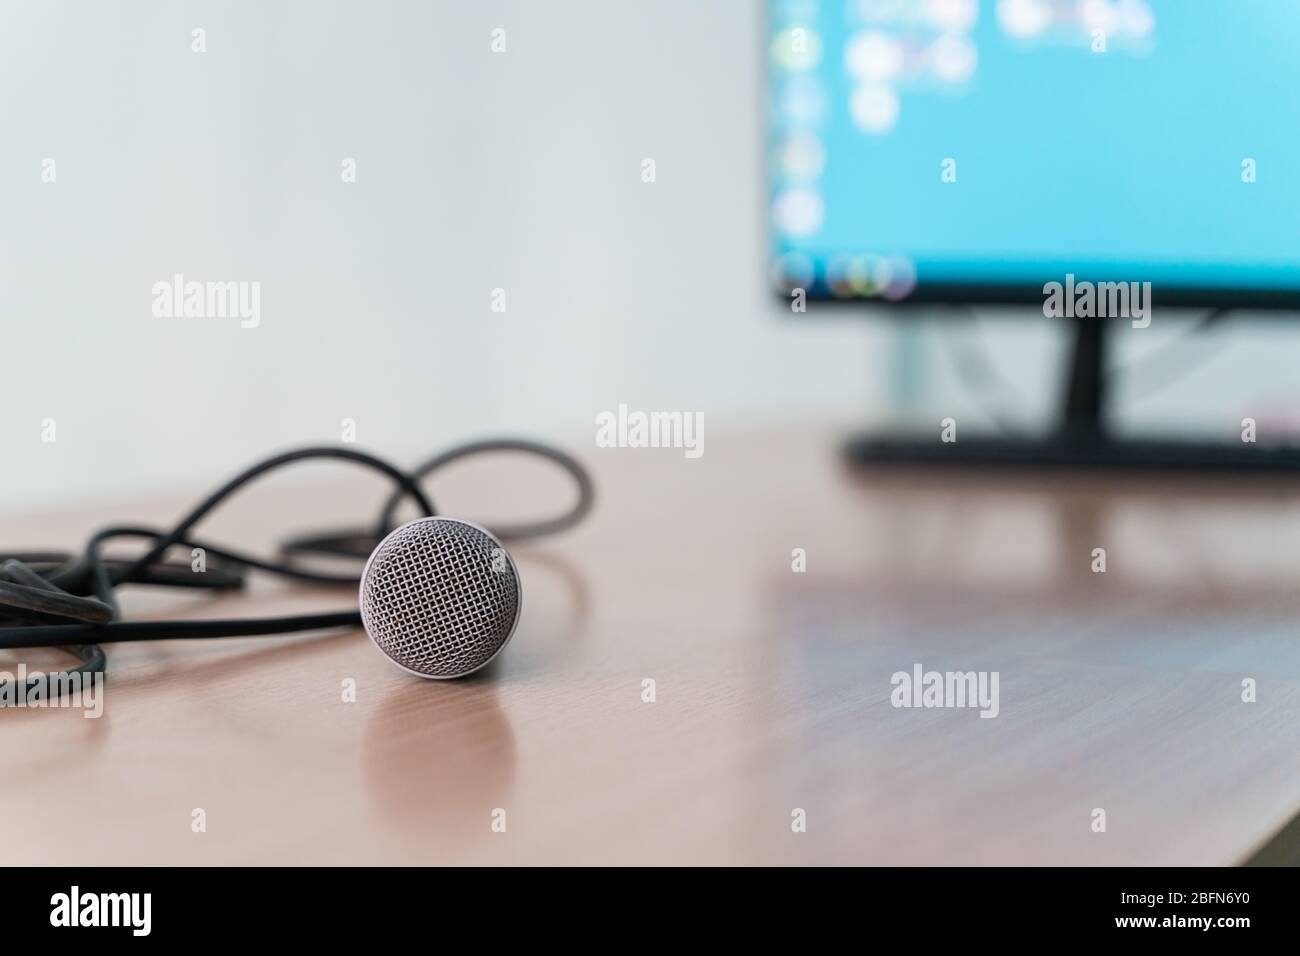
[766, 0, 1300, 305]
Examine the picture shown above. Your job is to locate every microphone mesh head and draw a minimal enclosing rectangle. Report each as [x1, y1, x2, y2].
[359, 517, 521, 679]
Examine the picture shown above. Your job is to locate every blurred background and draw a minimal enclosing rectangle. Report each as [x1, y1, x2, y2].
[4, 0, 1300, 508]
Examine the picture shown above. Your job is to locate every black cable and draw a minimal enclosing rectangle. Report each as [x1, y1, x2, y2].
[0, 439, 594, 696]
[937, 311, 1035, 435]
[1107, 307, 1229, 400]
[0, 559, 108, 690]
[0, 612, 364, 648]
[280, 438, 595, 561]
[937, 305, 1232, 433]
[79, 447, 437, 617]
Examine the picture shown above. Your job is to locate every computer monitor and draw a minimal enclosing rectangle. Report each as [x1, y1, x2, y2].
[767, 0, 1300, 309]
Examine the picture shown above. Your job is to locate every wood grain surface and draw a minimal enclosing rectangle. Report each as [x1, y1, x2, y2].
[4, 426, 1300, 865]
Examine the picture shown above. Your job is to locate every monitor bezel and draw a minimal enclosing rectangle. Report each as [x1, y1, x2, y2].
[778, 281, 1300, 311]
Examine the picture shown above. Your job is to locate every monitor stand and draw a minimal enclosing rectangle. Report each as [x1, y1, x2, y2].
[845, 315, 1300, 472]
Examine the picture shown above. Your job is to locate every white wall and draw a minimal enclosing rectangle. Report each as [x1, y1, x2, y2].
[0, 0, 880, 508]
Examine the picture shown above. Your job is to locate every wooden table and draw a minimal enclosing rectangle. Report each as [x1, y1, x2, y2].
[4, 427, 1300, 865]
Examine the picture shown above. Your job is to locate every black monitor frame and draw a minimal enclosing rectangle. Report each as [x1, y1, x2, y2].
[791, 282, 1300, 312]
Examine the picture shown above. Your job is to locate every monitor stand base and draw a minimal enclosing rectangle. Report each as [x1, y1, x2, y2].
[847, 314, 1300, 474]
[844, 432, 1300, 472]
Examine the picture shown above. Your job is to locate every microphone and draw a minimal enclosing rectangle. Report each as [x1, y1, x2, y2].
[359, 517, 522, 679]
[0, 440, 590, 692]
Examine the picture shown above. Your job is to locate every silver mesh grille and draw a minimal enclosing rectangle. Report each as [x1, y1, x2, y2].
[359, 518, 521, 679]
